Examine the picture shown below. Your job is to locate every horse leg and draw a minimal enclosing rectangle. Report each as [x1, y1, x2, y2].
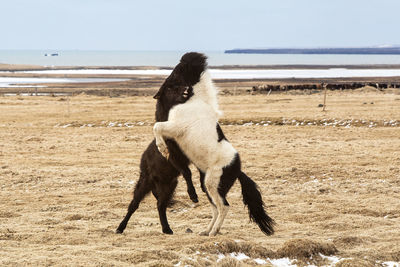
[116, 173, 153, 233]
[168, 151, 198, 203]
[198, 168, 206, 193]
[199, 203, 218, 236]
[199, 168, 227, 236]
[198, 168, 219, 235]
[153, 121, 181, 158]
[181, 166, 198, 203]
[154, 122, 199, 202]
[199, 170, 218, 236]
[204, 167, 229, 236]
[153, 179, 178, 234]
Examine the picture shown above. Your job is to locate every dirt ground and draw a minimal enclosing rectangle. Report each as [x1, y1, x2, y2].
[0, 90, 400, 266]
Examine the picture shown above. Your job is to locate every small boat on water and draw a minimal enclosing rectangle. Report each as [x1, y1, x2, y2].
[44, 53, 59, 56]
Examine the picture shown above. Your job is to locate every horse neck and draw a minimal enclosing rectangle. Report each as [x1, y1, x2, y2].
[193, 71, 222, 116]
[155, 99, 171, 122]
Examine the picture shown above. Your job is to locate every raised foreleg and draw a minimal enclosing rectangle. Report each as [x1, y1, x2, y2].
[153, 121, 183, 159]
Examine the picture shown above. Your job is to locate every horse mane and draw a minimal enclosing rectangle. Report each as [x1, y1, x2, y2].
[180, 52, 208, 85]
[154, 52, 222, 119]
[193, 70, 222, 117]
[179, 52, 222, 117]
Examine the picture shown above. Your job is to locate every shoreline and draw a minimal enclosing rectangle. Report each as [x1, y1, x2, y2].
[1, 63, 400, 96]
[2, 63, 400, 71]
[1, 77, 399, 97]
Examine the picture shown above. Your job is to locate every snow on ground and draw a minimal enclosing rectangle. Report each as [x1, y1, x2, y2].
[9, 68, 400, 79]
[212, 252, 353, 266]
[0, 77, 127, 87]
[210, 252, 400, 267]
[53, 118, 399, 129]
[0, 77, 69, 88]
[383, 262, 400, 267]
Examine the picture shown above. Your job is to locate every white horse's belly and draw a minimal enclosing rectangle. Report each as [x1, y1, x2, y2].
[177, 134, 237, 172]
[168, 97, 236, 172]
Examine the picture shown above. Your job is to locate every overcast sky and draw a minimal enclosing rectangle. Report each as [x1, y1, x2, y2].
[2, 0, 400, 51]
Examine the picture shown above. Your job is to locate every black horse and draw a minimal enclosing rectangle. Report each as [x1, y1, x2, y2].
[115, 59, 202, 235]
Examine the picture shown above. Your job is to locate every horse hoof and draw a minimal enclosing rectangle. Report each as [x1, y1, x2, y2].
[116, 229, 124, 234]
[163, 229, 173, 235]
[209, 231, 218, 236]
[191, 197, 199, 203]
[199, 231, 209, 236]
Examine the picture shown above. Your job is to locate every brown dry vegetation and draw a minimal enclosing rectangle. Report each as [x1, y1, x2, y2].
[0, 90, 400, 266]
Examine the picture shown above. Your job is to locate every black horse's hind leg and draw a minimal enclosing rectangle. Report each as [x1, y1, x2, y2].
[153, 178, 178, 234]
[199, 169, 206, 193]
[116, 173, 152, 234]
[167, 141, 198, 203]
[180, 167, 198, 203]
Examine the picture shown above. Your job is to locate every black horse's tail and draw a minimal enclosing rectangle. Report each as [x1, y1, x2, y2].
[238, 171, 275, 235]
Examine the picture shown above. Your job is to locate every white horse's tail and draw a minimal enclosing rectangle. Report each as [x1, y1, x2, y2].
[238, 171, 275, 235]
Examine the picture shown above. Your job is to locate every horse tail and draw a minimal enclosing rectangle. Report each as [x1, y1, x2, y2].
[238, 171, 275, 235]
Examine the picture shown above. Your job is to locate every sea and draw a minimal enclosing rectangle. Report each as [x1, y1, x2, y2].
[2, 50, 400, 66]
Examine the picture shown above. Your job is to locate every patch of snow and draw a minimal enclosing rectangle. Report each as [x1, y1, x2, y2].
[383, 261, 400, 267]
[254, 258, 267, 264]
[16, 68, 400, 79]
[230, 252, 250, 261]
[268, 257, 296, 266]
[217, 253, 225, 262]
[319, 253, 349, 266]
[0, 77, 126, 87]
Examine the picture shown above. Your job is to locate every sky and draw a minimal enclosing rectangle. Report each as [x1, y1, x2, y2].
[2, 0, 400, 51]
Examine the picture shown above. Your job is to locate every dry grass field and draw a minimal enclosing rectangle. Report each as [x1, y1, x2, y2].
[1, 90, 400, 266]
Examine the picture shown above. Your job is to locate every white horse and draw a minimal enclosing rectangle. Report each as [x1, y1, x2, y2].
[153, 52, 274, 236]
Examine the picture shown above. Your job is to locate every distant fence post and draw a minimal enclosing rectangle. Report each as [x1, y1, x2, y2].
[322, 83, 327, 112]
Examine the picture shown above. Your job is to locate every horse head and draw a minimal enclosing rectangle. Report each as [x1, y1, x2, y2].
[154, 52, 207, 101]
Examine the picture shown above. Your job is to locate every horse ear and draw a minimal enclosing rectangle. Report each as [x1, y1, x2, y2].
[153, 91, 161, 99]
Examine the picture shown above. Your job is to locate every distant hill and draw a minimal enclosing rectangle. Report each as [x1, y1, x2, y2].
[225, 47, 400, 55]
